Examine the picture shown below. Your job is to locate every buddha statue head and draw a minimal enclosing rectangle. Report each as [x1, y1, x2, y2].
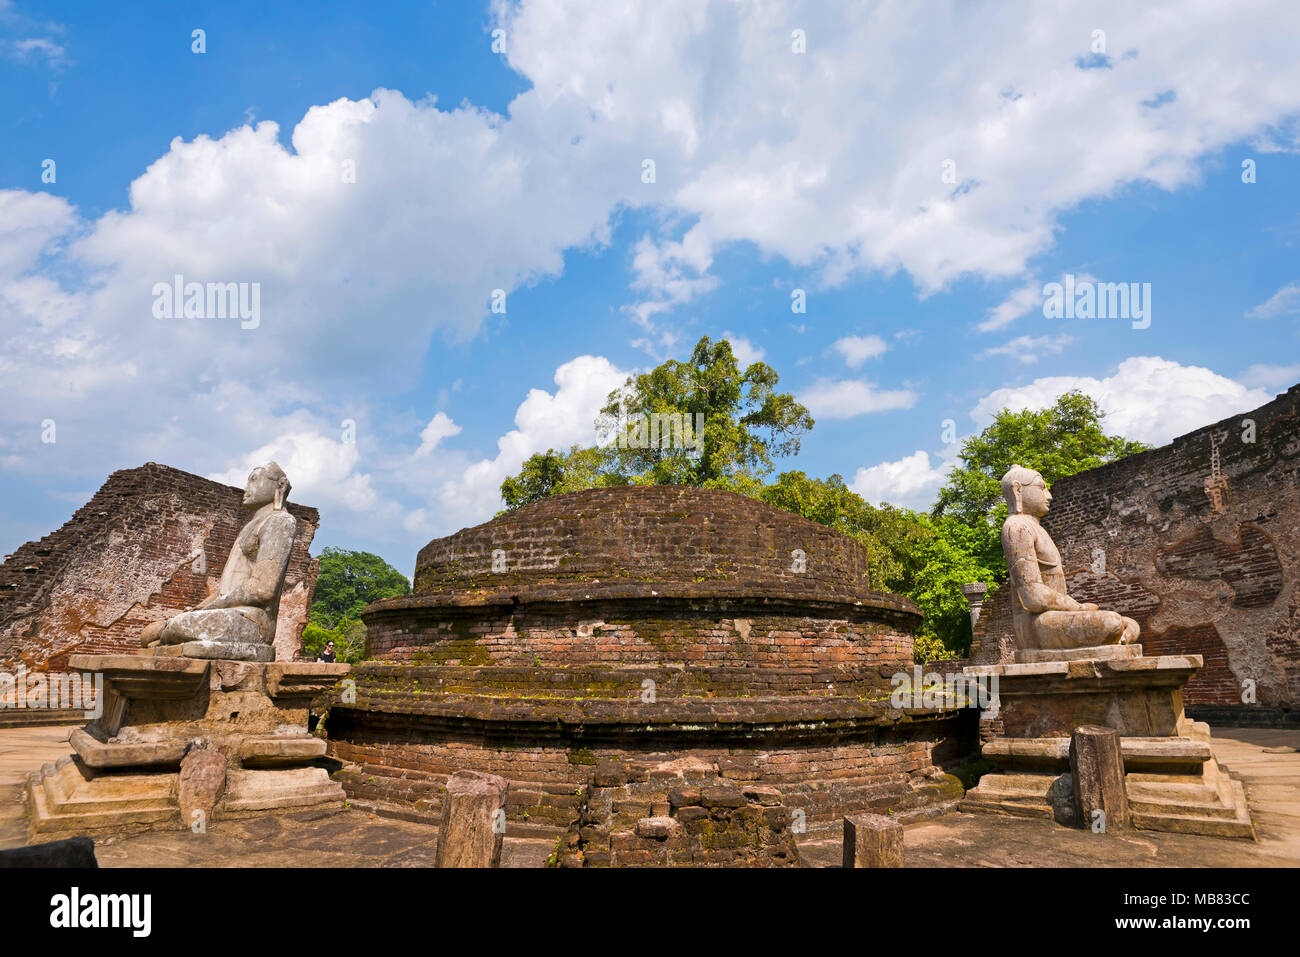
[243, 461, 292, 511]
[1002, 464, 1050, 518]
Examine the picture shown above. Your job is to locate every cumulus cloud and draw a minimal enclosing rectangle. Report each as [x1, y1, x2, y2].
[799, 378, 918, 419]
[414, 412, 462, 457]
[209, 431, 380, 514]
[849, 449, 952, 510]
[7, 0, 1300, 554]
[971, 356, 1272, 445]
[722, 332, 765, 366]
[1240, 362, 1300, 392]
[499, 0, 1300, 299]
[433, 355, 628, 520]
[832, 335, 888, 367]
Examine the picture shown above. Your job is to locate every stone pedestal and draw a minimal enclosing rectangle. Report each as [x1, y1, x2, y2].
[961, 646, 1254, 839]
[26, 654, 349, 837]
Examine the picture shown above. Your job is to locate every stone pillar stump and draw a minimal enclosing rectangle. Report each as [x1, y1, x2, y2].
[1070, 725, 1130, 832]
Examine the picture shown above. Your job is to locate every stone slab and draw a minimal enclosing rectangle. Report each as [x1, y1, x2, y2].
[70, 727, 186, 770]
[68, 655, 209, 700]
[1016, 644, 1143, 663]
[155, 641, 276, 663]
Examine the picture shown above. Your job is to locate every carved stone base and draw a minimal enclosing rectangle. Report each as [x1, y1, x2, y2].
[154, 640, 276, 663]
[1015, 643, 1140, 664]
[960, 649, 1255, 839]
[25, 654, 349, 838]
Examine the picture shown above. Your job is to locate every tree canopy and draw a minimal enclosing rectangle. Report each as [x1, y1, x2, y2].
[303, 548, 411, 663]
[500, 336, 814, 509]
[933, 390, 1148, 527]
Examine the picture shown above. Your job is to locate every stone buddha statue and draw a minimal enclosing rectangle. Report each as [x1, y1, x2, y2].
[142, 462, 298, 662]
[1001, 464, 1138, 654]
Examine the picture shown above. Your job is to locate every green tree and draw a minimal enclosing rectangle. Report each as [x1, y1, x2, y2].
[310, 547, 411, 628]
[499, 336, 814, 508]
[303, 548, 411, 663]
[933, 390, 1148, 529]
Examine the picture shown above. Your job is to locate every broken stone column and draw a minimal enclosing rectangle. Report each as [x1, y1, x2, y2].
[842, 812, 903, 868]
[1069, 725, 1129, 832]
[178, 748, 228, 832]
[435, 770, 510, 868]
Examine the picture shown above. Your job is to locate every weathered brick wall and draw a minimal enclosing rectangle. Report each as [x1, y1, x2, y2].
[0, 462, 320, 669]
[327, 701, 970, 832]
[413, 485, 874, 602]
[330, 484, 975, 828]
[973, 383, 1300, 718]
[366, 600, 913, 677]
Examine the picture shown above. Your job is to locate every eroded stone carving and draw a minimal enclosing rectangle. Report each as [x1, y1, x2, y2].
[142, 462, 297, 662]
[1001, 465, 1139, 655]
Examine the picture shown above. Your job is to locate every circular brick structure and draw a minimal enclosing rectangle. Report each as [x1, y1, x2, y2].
[325, 487, 969, 834]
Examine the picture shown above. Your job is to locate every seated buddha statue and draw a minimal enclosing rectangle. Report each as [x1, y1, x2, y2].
[141, 462, 298, 662]
[1001, 464, 1139, 653]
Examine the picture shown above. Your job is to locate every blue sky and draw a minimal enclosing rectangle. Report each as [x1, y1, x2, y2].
[2, 0, 1299, 576]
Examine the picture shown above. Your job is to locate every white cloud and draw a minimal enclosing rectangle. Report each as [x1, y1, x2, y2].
[1239, 362, 1300, 392]
[800, 378, 918, 419]
[625, 234, 718, 328]
[7, 37, 68, 68]
[7, 0, 1300, 554]
[722, 332, 765, 366]
[972, 356, 1272, 445]
[1245, 282, 1300, 319]
[434, 355, 628, 520]
[979, 333, 1074, 364]
[979, 273, 1097, 332]
[980, 281, 1045, 332]
[499, 0, 1300, 299]
[849, 449, 952, 510]
[209, 431, 380, 514]
[414, 411, 462, 457]
[832, 334, 888, 367]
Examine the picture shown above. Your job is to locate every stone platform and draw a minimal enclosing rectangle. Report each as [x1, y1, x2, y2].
[961, 645, 1254, 839]
[26, 654, 349, 837]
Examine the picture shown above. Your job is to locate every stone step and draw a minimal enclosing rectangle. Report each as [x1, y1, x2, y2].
[1127, 793, 1241, 821]
[1127, 780, 1223, 804]
[968, 772, 1063, 800]
[1130, 809, 1256, 839]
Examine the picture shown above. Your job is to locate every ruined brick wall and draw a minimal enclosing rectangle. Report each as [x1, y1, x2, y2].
[0, 462, 320, 670]
[414, 485, 872, 600]
[972, 383, 1300, 719]
[557, 759, 801, 867]
[327, 699, 970, 833]
[366, 600, 912, 676]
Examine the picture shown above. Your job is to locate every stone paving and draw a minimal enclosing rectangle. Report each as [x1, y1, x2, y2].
[2, 724, 1295, 868]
